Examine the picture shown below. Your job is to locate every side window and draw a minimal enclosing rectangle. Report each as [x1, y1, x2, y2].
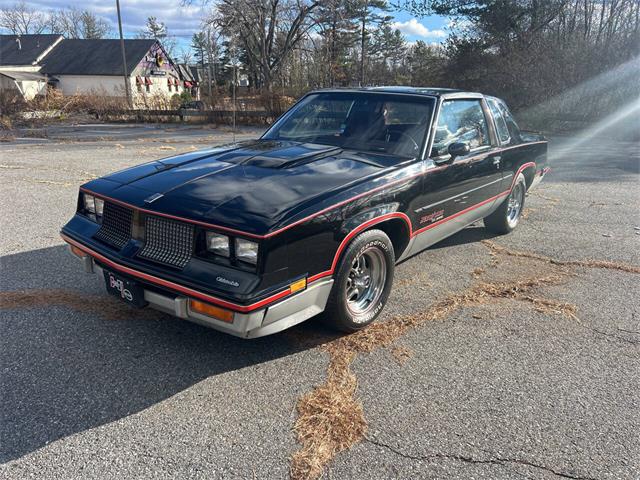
[431, 99, 490, 157]
[498, 100, 522, 140]
[487, 99, 510, 144]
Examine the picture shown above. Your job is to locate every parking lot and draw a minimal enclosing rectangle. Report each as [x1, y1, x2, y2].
[1, 123, 639, 479]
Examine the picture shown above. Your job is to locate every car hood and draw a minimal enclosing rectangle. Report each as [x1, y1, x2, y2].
[84, 140, 401, 235]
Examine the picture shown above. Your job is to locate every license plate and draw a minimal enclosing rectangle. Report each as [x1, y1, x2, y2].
[104, 270, 148, 308]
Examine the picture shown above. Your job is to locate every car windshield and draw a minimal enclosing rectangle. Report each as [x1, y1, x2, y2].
[263, 92, 436, 157]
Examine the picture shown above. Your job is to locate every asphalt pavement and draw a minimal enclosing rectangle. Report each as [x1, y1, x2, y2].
[1, 123, 638, 479]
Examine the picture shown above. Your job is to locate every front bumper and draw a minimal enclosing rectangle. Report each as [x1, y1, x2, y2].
[69, 246, 333, 338]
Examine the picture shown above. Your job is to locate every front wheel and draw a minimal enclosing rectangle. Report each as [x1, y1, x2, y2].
[322, 229, 395, 332]
[484, 173, 527, 234]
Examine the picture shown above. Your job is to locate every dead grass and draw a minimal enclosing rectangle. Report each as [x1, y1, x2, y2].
[291, 347, 365, 480]
[524, 296, 579, 319]
[0, 288, 162, 321]
[482, 240, 640, 274]
[290, 271, 572, 480]
[471, 267, 485, 278]
[529, 190, 560, 205]
[390, 345, 413, 364]
[521, 207, 534, 219]
[288, 235, 634, 479]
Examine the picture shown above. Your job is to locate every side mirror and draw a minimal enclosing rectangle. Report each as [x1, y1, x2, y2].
[448, 142, 470, 159]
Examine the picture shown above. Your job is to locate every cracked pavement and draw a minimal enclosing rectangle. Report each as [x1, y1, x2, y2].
[1, 124, 639, 479]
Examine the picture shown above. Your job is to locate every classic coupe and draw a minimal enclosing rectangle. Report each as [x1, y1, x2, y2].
[62, 87, 549, 337]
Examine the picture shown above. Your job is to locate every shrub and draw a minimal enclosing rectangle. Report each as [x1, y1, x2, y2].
[0, 89, 27, 117]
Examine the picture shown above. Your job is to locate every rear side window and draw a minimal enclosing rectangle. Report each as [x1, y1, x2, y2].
[487, 99, 510, 144]
[432, 99, 490, 157]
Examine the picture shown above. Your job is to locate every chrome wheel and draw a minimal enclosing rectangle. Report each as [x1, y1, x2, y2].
[345, 247, 387, 315]
[506, 182, 525, 227]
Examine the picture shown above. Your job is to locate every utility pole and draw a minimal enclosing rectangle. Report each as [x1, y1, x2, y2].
[116, 0, 132, 107]
[360, 0, 367, 86]
[205, 27, 213, 101]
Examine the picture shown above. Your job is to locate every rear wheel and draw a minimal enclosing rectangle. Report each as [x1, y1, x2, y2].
[484, 173, 527, 234]
[323, 229, 395, 332]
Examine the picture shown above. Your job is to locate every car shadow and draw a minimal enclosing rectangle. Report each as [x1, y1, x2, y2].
[428, 224, 498, 250]
[0, 245, 335, 463]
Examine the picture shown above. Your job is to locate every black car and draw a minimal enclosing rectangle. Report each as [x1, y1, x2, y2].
[62, 87, 548, 338]
[180, 100, 206, 111]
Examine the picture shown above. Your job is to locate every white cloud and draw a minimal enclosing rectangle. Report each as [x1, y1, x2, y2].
[391, 18, 446, 39]
[16, 0, 207, 38]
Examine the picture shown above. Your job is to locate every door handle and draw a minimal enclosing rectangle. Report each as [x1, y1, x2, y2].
[492, 156, 501, 167]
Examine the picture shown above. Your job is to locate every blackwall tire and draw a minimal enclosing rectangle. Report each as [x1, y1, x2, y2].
[322, 229, 395, 333]
[484, 173, 527, 234]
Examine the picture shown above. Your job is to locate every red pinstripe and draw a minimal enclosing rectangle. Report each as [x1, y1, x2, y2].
[68, 160, 540, 312]
[310, 161, 537, 282]
[61, 233, 291, 313]
[79, 140, 545, 241]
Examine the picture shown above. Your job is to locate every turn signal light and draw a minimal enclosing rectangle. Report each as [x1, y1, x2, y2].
[189, 299, 234, 323]
[290, 278, 307, 293]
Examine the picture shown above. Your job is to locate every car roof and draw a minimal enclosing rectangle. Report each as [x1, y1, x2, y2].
[311, 86, 485, 99]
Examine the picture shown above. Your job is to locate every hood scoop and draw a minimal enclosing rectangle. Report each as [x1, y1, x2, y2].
[243, 144, 342, 169]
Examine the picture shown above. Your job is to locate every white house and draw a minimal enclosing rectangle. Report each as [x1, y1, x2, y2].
[0, 34, 62, 100]
[39, 38, 183, 103]
[0, 34, 196, 104]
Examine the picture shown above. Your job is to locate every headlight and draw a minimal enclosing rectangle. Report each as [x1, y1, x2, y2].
[83, 193, 96, 214]
[95, 198, 104, 217]
[235, 238, 258, 265]
[206, 232, 230, 257]
[81, 193, 103, 223]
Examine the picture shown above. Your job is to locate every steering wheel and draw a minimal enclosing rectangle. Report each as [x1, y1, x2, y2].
[393, 130, 420, 152]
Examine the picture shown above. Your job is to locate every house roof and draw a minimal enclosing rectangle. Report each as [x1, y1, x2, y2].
[40, 38, 157, 76]
[177, 64, 193, 81]
[0, 70, 48, 81]
[0, 34, 63, 66]
[189, 66, 201, 82]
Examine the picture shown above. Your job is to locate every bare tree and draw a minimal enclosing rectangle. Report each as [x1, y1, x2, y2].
[137, 16, 177, 55]
[214, 0, 320, 93]
[49, 7, 111, 39]
[0, 0, 47, 34]
[177, 48, 193, 65]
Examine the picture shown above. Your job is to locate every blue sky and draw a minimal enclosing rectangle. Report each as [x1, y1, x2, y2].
[9, 1, 448, 53]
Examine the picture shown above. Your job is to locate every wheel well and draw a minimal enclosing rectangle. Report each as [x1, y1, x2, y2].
[366, 218, 411, 259]
[522, 166, 536, 189]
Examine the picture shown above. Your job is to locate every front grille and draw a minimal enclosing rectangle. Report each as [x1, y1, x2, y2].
[137, 215, 194, 268]
[94, 201, 133, 249]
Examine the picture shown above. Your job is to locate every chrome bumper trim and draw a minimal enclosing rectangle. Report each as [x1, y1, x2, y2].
[69, 248, 333, 338]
